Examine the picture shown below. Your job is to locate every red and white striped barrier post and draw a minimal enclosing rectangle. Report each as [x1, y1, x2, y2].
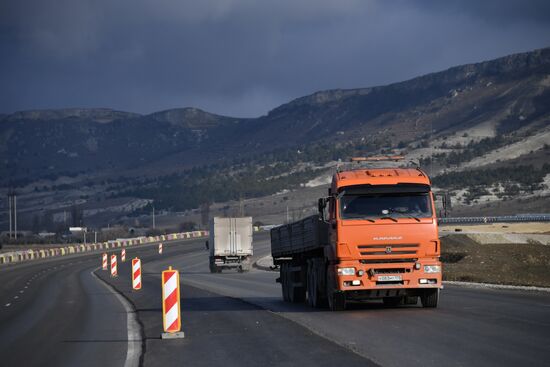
[102, 253, 108, 270]
[121, 248, 126, 262]
[161, 266, 184, 339]
[159, 243, 163, 255]
[132, 258, 141, 290]
[111, 254, 118, 277]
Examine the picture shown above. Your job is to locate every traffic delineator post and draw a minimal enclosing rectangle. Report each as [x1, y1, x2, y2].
[161, 266, 184, 339]
[159, 243, 163, 255]
[111, 254, 118, 277]
[121, 248, 126, 262]
[102, 253, 108, 270]
[132, 258, 142, 290]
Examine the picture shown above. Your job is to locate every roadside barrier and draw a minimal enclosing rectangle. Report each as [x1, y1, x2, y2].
[0, 230, 209, 266]
[161, 266, 184, 339]
[111, 254, 118, 277]
[102, 253, 108, 270]
[132, 258, 142, 290]
[121, 248, 126, 262]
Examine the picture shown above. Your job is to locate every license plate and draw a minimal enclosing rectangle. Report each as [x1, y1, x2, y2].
[377, 275, 402, 282]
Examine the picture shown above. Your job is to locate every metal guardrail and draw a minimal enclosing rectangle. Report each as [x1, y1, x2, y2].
[438, 215, 550, 224]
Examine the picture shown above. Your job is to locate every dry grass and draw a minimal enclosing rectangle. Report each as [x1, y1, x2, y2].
[441, 234, 550, 287]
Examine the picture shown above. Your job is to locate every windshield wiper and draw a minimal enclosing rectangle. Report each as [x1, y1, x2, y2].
[344, 215, 375, 222]
[379, 216, 398, 222]
[404, 215, 421, 222]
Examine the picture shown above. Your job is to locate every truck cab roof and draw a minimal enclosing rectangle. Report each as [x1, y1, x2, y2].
[332, 167, 431, 191]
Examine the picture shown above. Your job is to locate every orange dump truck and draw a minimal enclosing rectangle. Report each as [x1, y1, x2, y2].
[271, 159, 442, 310]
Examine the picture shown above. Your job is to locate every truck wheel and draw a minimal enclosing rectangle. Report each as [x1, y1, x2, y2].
[281, 264, 290, 302]
[326, 268, 345, 311]
[289, 266, 306, 303]
[383, 297, 403, 307]
[209, 259, 217, 274]
[421, 289, 439, 308]
[290, 286, 306, 303]
[307, 261, 325, 308]
[328, 292, 346, 311]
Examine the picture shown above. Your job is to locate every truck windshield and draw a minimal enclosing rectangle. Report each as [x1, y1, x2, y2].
[340, 193, 432, 220]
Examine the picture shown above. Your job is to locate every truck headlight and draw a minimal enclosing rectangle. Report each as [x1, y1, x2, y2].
[424, 265, 441, 273]
[337, 267, 355, 276]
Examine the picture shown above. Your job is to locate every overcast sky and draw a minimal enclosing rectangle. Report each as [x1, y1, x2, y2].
[1, 0, 549, 117]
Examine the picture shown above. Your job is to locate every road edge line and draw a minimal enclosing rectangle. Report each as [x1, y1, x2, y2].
[443, 281, 550, 293]
[91, 268, 143, 367]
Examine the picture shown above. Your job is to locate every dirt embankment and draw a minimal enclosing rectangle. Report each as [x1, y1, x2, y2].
[441, 232, 550, 287]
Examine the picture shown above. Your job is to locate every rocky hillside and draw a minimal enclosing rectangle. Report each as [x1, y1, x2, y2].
[1, 47, 549, 228]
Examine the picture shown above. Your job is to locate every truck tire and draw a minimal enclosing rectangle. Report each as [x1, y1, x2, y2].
[306, 262, 316, 307]
[307, 260, 326, 308]
[281, 263, 290, 302]
[289, 265, 306, 303]
[383, 297, 403, 307]
[421, 289, 439, 308]
[327, 291, 346, 311]
[209, 258, 217, 273]
[326, 267, 346, 311]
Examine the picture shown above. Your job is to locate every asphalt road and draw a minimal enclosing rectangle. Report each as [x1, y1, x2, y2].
[0, 249, 129, 367]
[1, 234, 550, 367]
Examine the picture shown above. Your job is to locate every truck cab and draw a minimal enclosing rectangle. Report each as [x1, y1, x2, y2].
[271, 160, 442, 310]
[324, 167, 441, 308]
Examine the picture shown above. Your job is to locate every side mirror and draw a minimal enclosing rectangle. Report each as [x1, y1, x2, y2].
[318, 198, 327, 219]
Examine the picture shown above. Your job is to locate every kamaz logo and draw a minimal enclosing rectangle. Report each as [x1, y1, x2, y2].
[385, 246, 392, 254]
[373, 236, 403, 241]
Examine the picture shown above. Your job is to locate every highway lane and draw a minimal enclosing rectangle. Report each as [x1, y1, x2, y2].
[163, 232, 550, 367]
[0, 256, 128, 366]
[0, 240, 180, 367]
[2, 234, 550, 367]
[97, 238, 375, 367]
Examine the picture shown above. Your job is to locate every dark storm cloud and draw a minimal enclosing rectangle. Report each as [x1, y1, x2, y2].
[1, 0, 549, 117]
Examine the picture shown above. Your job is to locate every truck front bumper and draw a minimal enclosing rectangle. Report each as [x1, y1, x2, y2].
[334, 262, 442, 293]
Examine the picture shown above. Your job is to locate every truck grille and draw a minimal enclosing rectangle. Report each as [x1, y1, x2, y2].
[358, 243, 419, 260]
[372, 268, 406, 274]
[360, 258, 416, 264]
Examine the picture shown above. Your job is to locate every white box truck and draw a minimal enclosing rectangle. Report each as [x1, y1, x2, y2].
[209, 217, 253, 273]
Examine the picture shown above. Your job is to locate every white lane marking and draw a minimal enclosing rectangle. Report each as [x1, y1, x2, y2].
[91, 268, 141, 367]
[19, 290, 24, 293]
[5, 303, 11, 307]
[24, 286, 28, 289]
[14, 296, 18, 299]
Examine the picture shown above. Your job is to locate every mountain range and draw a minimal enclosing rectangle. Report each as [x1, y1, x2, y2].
[1, 46, 549, 229]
